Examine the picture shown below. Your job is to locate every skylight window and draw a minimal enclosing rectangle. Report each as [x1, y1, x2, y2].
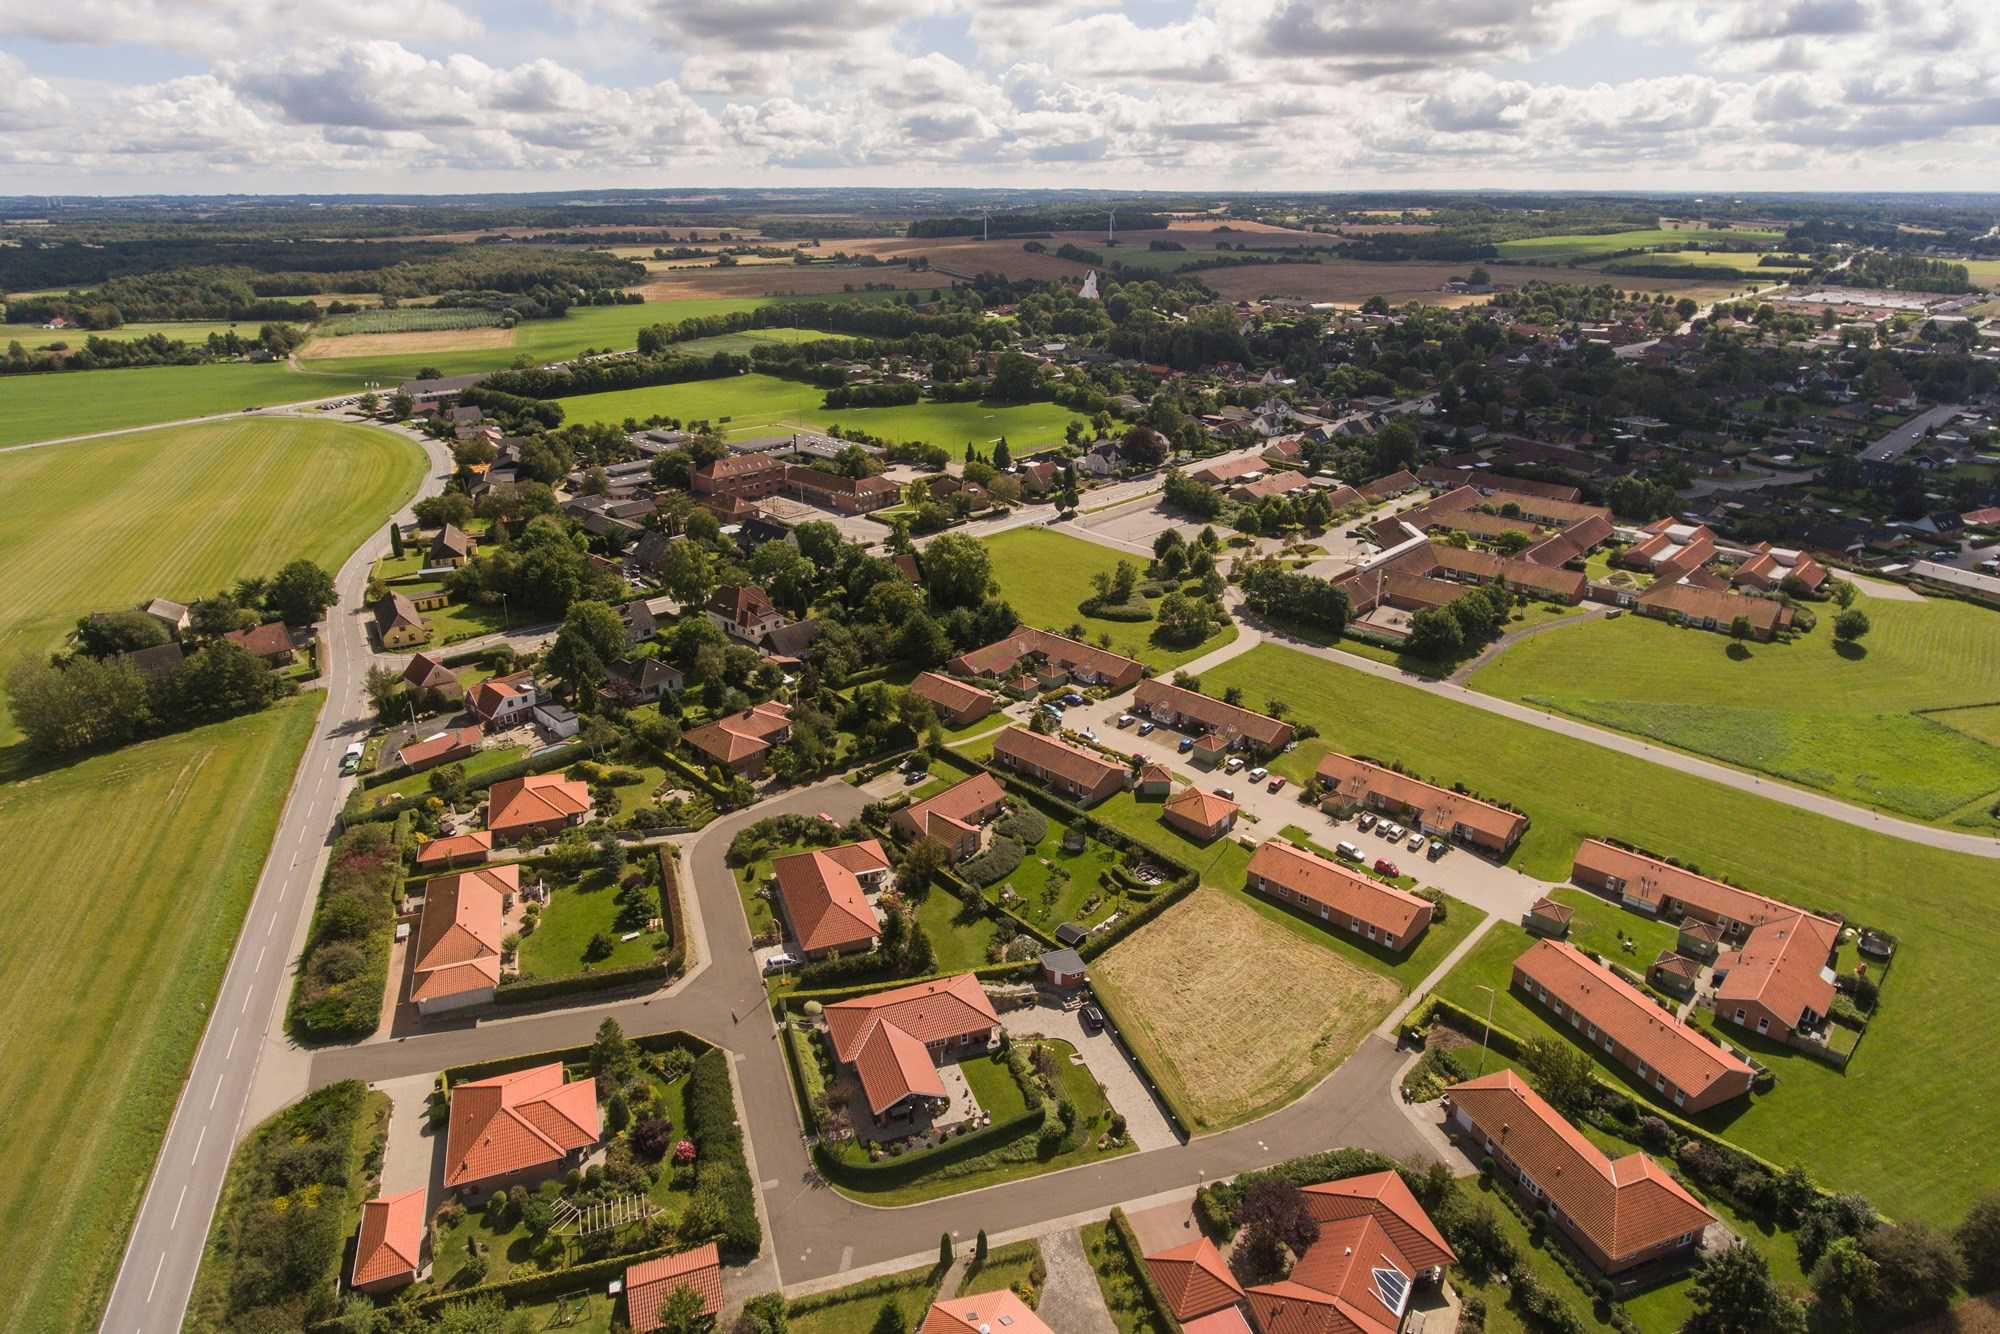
[1373, 1263, 1411, 1314]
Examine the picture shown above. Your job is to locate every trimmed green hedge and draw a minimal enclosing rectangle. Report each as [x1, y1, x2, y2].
[775, 961, 1038, 1014]
[783, 1020, 827, 1137]
[813, 1105, 1047, 1190]
[687, 1047, 762, 1257]
[658, 846, 689, 973]
[1107, 1207, 1183, 1334]
[343, 739, 590, 824]
[308, 1240, 710, 1331]
[285, 823, 401, 1043]
[493, 959, 672, 1005]
[441, 1030, 707, 1092]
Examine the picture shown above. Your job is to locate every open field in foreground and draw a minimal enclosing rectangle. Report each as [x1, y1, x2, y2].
[1196, 259, 1734, 307]
[0, 362, 393, 447]
[1200, 642, 2000, 1225]
[555, 372, 1084, 458]
[0, 697, 320, 1333]
[1468, 593, 2000, 825]
[981, 528, 1237, 671]
[1092, 889, 1400, 1133]
[0, 416, 425, 746]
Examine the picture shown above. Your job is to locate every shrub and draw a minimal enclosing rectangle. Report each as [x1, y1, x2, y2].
[961, 835, 1026, 888]
[994, 807, 1048, 845]
[685, 1049, 761, 1256]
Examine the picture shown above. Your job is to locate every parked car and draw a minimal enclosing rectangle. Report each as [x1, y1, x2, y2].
[903, 769, 927, 785]
[1117, 714, 1135, 728]
[1177, 736, 1193, 752]
[1427, 840, 1448, 861]
[1225, 756, 1246, 773]
[1215, 787, 1235, 800]
[340, 742, 364, 775]
[1407, 833, 1426, 852]
[1267, 776, 1286, 792]
[1933, 548, 1959, 560]
[1336, 841, 1364, 861]
[762, 952, 799, 975]
[1356, 812, 1376, 831]
[1139, 720, 1157, 735]
[1062, 692, 1086, 706]
[1081, 1005, 1105, 1032]
[1374, 858, 1400, 877]
[1385, 824, 1406, 841]
[1248, 766, 1269, 782]
[1080, 728, 1098, 742]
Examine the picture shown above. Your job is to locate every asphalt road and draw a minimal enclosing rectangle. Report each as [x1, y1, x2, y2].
[96, 420, 453, 1334]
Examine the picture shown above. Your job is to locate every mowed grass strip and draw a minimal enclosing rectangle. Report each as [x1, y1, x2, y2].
[1200, 642, 2000, 1225]
[0, 698, 320, 1333]
[554, 372, 1086, 459]
[982, 528, 1238, 671]
[0, 416, 426, 745]
[1493, 225, 1784, 262]
[1092, 889, 1400, 1133]
[1467, 595, 2000, 823]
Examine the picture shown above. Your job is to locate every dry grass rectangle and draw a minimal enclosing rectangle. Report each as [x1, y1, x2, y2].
[1091, 889, 1399, 1133]
[296, 326, 517, 359]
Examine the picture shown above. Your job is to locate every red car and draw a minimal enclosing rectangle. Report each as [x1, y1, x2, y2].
[1374, 858, 1400, 877]
[1266, 775, 1286, 792]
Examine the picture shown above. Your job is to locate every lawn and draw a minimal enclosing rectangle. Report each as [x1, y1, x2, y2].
[1197, 642, 2000, 1225]
[366, 743, 527, 803]
[515, 868, 664, 978]
[789, 1263, 942, 1334]
[986, 806, 1125, 932]
[0, 318, 263, 347]
[0, 697, 321, 1334]
[915, 884, 1004, 971]
[1091, 889, 1401, 1133]
[1494, 225, 1785, 263]
[957, 1239, 1043, 1298]
[982, 528, 1240, 671]
[0, 416, 426, 747]
[0, 360, 399, 448]
[1080, 1221, 1174, 1334]
[554, 372, 1085, 459]
[1467, 593, 2000, 825]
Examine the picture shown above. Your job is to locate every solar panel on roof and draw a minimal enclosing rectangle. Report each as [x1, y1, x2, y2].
[1372, 1264, 1410, 1314]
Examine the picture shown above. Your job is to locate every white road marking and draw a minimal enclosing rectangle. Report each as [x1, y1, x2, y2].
[191, 1125, 206, 1162]
[209, 1076, 223, 1110]
[147, 1253, 166, 1302]
[254, 945, 265, 972]
[170, 1185, 187, 1229]
[225, 1028, 238, 1059]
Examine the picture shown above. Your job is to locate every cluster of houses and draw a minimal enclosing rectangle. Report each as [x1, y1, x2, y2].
[108, 596, 303, 680]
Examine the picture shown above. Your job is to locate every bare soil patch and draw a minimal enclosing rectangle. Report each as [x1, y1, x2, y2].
[297, 326, 517, 359]
[1091, 889, 1398, 1132]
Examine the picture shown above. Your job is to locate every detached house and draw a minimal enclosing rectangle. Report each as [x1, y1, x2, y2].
[222, 621, 296, 665]
[991, 726, 1126, 806]
[429, 524, 475, 567]
[1162, 786, 1238, 842]
[373, 593, 430, 649]
[922, 1292, 1053, 1334]
[705, 584, 787, 644]
[683, 700, 792, 777]
[1239, 1170, 1457, 1334]
[771, 840, 892, 959]
[891, 772, 1007, 861]
[1315, 753, 1526, 856]
[397, 724, 482, 772]
[486, 773, 593, 843]
[443, 1063, 600, 1195]
[350, 1190, 428, 1293]
[946, 626, 1144, 691]
[625, 1244, 723, 1333]
[401, 650, 464, 702]
[411, 864, 515, 1014]
[470, 672, 539, 727]
[1447, 1070, 1714, 1275]
[823, 974, 1000, 1121]
[1245, 840, 1433, 952]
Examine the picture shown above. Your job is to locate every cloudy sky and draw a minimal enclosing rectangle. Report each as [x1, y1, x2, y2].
[1, 0, 1996, 195]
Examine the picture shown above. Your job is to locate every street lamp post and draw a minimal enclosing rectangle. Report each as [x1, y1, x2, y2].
[1475, 983, 1498, 1076]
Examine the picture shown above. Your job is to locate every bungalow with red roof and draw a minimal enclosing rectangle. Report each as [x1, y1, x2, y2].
[921, 1291, 1053, 1334]
[1637, 578, 1794, 641]
[705, 584, 787, 643]
[350, 1189, 428, 1293]
[412, 864, 516, 1014]
[1162, 786, 1238, 842]
[397, 724, 482, 772]
[1712, 911, 1842, 1047]
[1732, 543, 1828, 595]
[443, 1062, 601, 1197]
[625, 1243, 722, 1332]
[1446, 1070, 1714, 1274]
[991, 726, 1126, 806]
[1315, 752, 1526, 857]
[414, 830, 493, 869]
[823, 974, 999, 1122]
[890, 772, 1007, 861]
[222, 620, 296, 665]
[908, 670, 997, 728]
[946, 626, 1144, 691]
[1146, 1236, 1244, 1324]
[1134, 680, 1295, 753]
[1245, 840, 1433, 952]
[683, 700, 792, 777]
[1300, 1170, 1457, 1282]
[772, 840, 892, 959]
[1233, 471, 1315, 503]
[486, 772, 593, 843]
[1514, 939, 1755, 1113]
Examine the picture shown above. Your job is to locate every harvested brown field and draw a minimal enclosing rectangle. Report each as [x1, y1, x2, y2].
[296, 326, 516, 359]
[1166, 217, 1329, 238]
[631, 265, 955, 300]
[1091, 889, 1399, 1133]
[1199, 260, 1723, 307]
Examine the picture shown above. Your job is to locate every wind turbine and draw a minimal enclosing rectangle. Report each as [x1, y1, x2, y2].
[1107, 208, 1117, 245]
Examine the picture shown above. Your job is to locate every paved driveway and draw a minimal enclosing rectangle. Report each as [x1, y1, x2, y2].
[1036, 1227, 1118, 1334]
[1000, 1000, 1181, 1152]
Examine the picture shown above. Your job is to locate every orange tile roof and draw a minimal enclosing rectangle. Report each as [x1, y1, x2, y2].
[352, 1189, 427, 1287]
[1714, 912, 1841, 1031]
[1145, 1236, 1244, 1319]
[399, 724, 482, 769]
[992, 725, 1126, 793]
[1299, 1170, 1456, 1272]
[487, 772, 592, 836]
[1527, 896, 1575, 927]
[1637, 580, 1788, 631]
[1515, 939, 1753, 1102]
[854, 1018, 948, 1116]
[1447, 1070, 1713, 1266]
[896, 772, 1007, 842]
[1254, 1214, 1415, 1334]
[412, 864, 516, 1002]
[414, 830, 493, 865]
[222, 620, 294, 659]
[625, 1243, 722, 1330]
[921, 1290, 1054, 1334]
[773, 843, 884, 954]
[1246, 839, 1431, 939]
[684, 700, 792, 766]
[1315, 752, 1525, 847]
[469, 670, 534, 720]
[1136, 680, 1295, 749]
[1182, 1308, 1256, 1334]
[1571, 841, 1831, 935]
[909, 670, 998, 718]
[825, 973, 998, 1064]
[1163, 786, 1238, 833]
[445, 1063, 600, 1187]
[947, 626, 1144, 689]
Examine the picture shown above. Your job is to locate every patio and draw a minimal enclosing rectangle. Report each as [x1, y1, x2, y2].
[837, 1056, 994, 1145]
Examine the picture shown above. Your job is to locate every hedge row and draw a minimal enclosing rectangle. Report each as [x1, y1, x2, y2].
[782, 1020, 826, 1137]
[343, 740, 591, 824]
[493, 958, 672, 1005]
[812, 1102, 1046, 1190]
[440, 1029, 708, 1092]
[773, 961, 1038, 1015]
[686, 1047, 762, 1257]
[308, 1240, 709, 1331]
[285, 823, 402, 1043]
[658, 845, 689, 971]
[1107, 1207, 1183, 1334]
[788, 1263, 943, 1315]
[1193, 1147, 1401, 1238]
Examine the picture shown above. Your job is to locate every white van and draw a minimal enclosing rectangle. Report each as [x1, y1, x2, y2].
[1336, 841, 1364, 862]
[340, 742, 364, 775]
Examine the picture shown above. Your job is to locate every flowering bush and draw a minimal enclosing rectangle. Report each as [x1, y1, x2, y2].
[673, 1138, 697, 1164]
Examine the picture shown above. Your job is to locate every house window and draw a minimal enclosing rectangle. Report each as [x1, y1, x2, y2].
[1637, 1062, 1648, 1077]
[1734, 1008, 1746, 1023]
[1673, 1089, 1685, 1107]
[1757, 1016, 1770, 1034]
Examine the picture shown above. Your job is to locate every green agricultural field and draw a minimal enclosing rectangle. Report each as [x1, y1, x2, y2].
[0, 416, 425, 746]
[1467, 594, 2000, 824]
[1961, 257, 2000, 289]
[0, 318, 264, 347]
[982, 528, 1238, 670]
[1582, 250, 1810, 275]
[1201, 642, 2000, 1227]
[0, 361, 392, 447]
[0, 697, 321, 1333]
[554, 372, 1085, 459]
[1494, 226, 1785, 263]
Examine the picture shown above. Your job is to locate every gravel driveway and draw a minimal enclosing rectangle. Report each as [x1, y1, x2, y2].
[1001, 999, 1181, 1151]
[1035, 1227, 1118, 1334]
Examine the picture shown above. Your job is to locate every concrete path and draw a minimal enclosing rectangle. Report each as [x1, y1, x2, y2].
[1846, 571, 1925, 602]
[376, 1072, 443, 1197]
[1447, 605, 1602, 684]
[1036, 1228, 1118, 1334]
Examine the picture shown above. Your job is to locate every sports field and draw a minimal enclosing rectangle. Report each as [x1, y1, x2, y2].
[1467, 594, 2000, 825]
[1201, 642, 2000, 1226]
[981, 528, 1238, 670]
[555, 372, 1086, 458]
[1091, 889, 1400, 1132]
[1494, 225, 1786, 263]
[0, 696, 320, 1333]
[0, 416, 425, 744]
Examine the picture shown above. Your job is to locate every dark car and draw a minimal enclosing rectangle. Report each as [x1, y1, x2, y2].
[1081, 1005, 1105, 1033]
